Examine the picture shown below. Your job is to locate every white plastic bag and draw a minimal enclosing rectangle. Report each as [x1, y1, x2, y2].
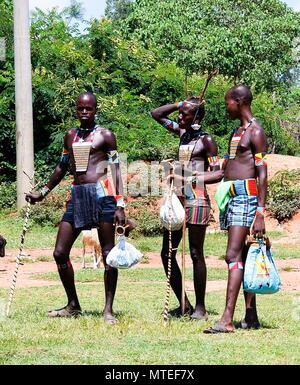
[106, 235, 143, 269]
[160, 189, 185, 231]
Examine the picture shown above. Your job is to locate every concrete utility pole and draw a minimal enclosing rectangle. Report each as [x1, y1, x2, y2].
[14, 0, 34, 208]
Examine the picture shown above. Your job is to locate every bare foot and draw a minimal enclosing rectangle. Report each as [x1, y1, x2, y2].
[48, 305, 82, 318]
[203, 321, 234, 334]
[190, 308, 208, 321]
[104, 312, 118, 325]
[238, 319, 261, 329]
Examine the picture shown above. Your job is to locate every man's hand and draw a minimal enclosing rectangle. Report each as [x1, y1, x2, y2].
[25, 191, 44, 205]
[251, 215, 266, 238]
[114, 207, 125, 226]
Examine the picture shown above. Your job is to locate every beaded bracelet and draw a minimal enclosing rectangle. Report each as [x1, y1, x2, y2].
[40, 185, 51, 198]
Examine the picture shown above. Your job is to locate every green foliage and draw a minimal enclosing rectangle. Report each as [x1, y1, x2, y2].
[267, 169, 300, 222]
[127, 197, 162, 236]
[125, 0, 300, 91]
[21, 184, 69, 227]
[0, 1, 300, 190]
[105, 0, 133, 21]
[0, 181, 16, 209]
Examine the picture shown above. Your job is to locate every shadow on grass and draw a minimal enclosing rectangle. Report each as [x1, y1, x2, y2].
[83, 310, 128, 319]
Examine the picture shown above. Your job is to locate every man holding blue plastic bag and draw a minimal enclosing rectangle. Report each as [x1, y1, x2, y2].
[205, 85, 269, 334]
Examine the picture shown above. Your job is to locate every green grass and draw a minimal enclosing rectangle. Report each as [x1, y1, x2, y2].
[33, 267, 228, 283]
[0, 213, 81, 249]
[1, 211, 297, 260]
[0, 275, 299, 365]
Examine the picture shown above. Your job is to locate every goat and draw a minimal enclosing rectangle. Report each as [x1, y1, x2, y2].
[82, 229, 102, 269]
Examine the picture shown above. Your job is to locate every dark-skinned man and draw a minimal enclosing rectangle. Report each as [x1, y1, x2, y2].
[204, 85, 267, 333]
[26, 92, 125, 325]
[151, 97, 224, 320]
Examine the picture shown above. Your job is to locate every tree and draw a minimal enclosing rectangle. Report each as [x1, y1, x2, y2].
[0, 0, 16, 180]
[124, 0, 300, 91]
[105, 0, 133, 21]
[62, 0, 85, 26]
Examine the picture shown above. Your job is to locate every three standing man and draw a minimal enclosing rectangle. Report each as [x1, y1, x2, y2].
[26, 84, 268, 333]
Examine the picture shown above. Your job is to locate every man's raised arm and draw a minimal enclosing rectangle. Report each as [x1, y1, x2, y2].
[151, 102, 182, 135]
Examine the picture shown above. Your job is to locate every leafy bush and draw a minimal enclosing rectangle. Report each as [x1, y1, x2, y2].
[267, 169, 300, 222]
[127, 197, 162, 236]
[20, 181, 71, 227]
[0, 181, 17, 209]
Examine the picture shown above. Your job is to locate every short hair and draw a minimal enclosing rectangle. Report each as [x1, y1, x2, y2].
[186, 96, 205, 121]
[76, 92, 97, 107]
[227, 85, 253, 105]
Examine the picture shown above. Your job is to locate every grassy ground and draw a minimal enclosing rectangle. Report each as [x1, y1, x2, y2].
[0, 271, 299, 365]
[1, 214, 299, 365]
[1, 211, 297, 260]
[33, 267, 229, 282]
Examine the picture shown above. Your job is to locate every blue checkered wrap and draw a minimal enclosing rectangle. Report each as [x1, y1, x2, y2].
[220, 195, 257, 230]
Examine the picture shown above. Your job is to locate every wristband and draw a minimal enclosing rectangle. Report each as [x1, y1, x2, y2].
[40, 185, 50, 198]
[116, 196, 126, 208]
[256, 207, 265, 216]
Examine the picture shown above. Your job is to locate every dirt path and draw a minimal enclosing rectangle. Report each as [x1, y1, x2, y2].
[0, 249, 299, 292]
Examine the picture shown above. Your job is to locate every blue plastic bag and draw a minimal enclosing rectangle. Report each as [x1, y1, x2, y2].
[243, 238, 281, 294]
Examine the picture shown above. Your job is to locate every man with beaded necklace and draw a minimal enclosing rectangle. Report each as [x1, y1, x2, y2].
[204, 85, 268, 333]
[26, 92, 125, 324]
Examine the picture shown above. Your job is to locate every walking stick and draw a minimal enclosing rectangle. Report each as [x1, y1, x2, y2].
[181, 207, 187, 316]
[6, 173, 36, 317]
[163, 179, 174, 326]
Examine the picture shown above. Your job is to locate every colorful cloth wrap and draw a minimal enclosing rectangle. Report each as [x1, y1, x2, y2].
[218, 179, 258, 230]
[184, 183, 210, 226]
[62, 180, 117, 228]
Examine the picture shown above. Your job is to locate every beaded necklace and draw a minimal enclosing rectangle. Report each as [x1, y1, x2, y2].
[228, 118, 255, 160]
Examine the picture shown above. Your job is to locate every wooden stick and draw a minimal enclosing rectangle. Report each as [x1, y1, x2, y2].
[6, 173, 36, 317]
[181, 210, 187, 315]
[163, 180, 174, 326]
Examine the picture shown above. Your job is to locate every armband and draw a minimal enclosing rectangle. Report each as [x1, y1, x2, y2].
[255, 153, 267, 167]
[163, 119, 179, 130]
[115, 195, 126, 208]
[208, 156, 220, 169]
[60, 148, 70, 165]
[108, 150, 120, 164]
